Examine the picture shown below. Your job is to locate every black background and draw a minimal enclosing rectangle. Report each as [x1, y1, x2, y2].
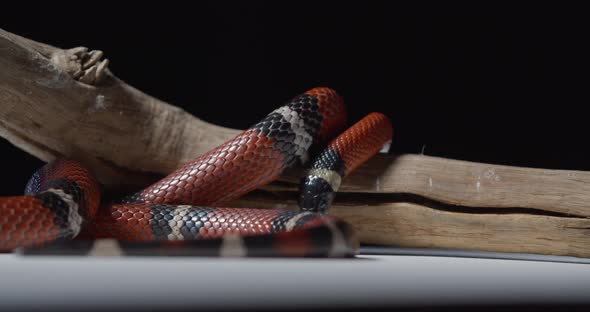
[1, 1, 589, 195]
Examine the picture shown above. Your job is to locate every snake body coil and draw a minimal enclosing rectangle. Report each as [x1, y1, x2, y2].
[0, 88, 392, 257]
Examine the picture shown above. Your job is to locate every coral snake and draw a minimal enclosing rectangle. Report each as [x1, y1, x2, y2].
[0, 87, 392, 257]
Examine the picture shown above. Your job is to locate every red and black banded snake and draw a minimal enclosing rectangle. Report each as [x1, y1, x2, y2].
[0, 87, 392, 257]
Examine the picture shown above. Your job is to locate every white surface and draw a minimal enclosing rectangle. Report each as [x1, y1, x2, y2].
[1, 253, 590, 311]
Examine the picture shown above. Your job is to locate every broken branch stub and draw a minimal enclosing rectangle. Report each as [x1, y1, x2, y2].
[0, 28, 239, 189]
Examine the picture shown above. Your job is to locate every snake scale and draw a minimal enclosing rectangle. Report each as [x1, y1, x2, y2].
[0, 87, 392, 257]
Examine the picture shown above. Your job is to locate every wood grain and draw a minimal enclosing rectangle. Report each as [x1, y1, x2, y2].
[0, 28, 239, 189]
[273, 154, 590, 217]
[232, 193, 590, 258]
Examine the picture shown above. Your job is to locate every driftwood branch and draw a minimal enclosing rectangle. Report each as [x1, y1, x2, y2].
[232, 193, 590, 258]
[1, 28, 589, 258]
[0, 28, 238, 189]
[277, 154, 590, 218]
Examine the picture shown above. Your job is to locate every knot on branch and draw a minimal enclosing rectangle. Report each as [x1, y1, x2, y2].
[50, 47, 109, 85]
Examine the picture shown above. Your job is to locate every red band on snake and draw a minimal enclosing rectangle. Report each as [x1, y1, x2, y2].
[0, 87, 392, 257]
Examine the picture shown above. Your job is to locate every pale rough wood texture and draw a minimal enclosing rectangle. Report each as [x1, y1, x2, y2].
[232, 195, 590, 258]
[332, 203, 590, 258]
[1, 28, 589, 258]
[0, 28, 238, 189]
[276, 154, 590, 217]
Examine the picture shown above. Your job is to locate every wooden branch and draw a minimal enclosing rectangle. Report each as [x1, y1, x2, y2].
[0, 28, 239, 189]
[2, 28, 590, 258]
[232, 193, 590, 258]
[274, 154, 590, 218]
[334, 203, 590, 259]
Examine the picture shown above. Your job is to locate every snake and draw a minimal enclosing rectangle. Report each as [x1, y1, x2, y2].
[0, 87, 392, 257]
